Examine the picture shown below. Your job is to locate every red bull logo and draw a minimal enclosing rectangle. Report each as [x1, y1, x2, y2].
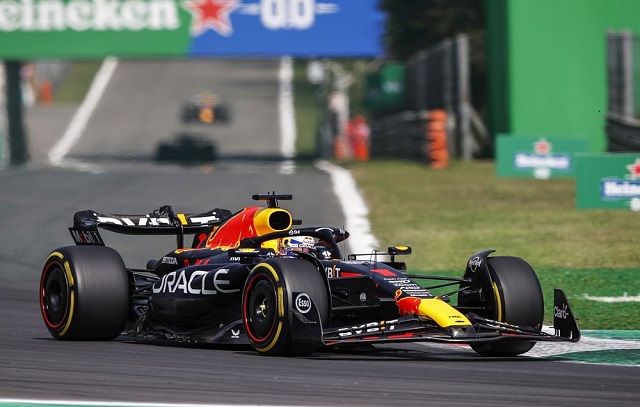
[205, 206, 292, 249]
[394, 289, 472, 328]
[394, 289, 423, 316]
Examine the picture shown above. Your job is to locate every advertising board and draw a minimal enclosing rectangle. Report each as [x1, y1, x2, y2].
[576, 153, 640, 210]
[0, 0, 384, 58]
[497, 134, 588, 179]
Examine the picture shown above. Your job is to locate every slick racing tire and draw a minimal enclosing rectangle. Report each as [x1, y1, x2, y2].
[40, 246, 130, 340]
[470, 256, 544, 357]
[242, 258, 329, 356]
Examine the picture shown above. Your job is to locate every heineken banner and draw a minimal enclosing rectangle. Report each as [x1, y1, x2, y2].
[496, 134, 588, 179]
[0, 0, 384, 58]
[576, 153, 640, 210]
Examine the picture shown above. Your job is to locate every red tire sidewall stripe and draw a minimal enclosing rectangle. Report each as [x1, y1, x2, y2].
[40, 260, 68, 330]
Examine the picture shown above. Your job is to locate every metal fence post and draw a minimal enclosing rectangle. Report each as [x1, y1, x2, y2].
[5, 61, 29, 165]
[607, 31, 620, 116]
[456, 34, 473, 160]
[622, 30, 634, 120]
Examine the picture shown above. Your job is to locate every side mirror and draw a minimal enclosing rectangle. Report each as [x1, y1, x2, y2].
[388, 246, 412, 256]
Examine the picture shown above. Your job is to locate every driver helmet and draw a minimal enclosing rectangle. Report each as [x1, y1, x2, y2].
[284, 236, 316, 254]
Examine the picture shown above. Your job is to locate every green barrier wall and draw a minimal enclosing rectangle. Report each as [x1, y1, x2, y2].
[487, 0, 640, 152]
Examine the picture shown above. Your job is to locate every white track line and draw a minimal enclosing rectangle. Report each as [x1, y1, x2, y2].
[0, 400, 274, 407]
[582, 293, 640, 302]
[48, 56, 118, 170]
[316, 160, 379, 254]
[278, 55, 296, 174]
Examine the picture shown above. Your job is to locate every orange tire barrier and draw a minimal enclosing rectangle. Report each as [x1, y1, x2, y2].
[426, 109, 448, 168]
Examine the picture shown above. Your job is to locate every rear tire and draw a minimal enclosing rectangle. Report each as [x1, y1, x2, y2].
[40, 246, 130, 340]
[242, 258, 329, 356]
[469, 256, 544, 357]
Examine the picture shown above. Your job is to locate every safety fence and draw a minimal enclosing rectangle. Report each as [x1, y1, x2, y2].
[606, 31, 640, 152]
[367, 34, 488, 164]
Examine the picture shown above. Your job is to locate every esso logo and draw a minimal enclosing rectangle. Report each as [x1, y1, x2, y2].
[295, 293, 312, 314]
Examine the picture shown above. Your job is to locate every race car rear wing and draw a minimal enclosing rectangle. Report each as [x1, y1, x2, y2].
[69, 205, 233, 248]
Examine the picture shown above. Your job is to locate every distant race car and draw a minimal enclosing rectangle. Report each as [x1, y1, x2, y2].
[155, 132, 217, 164]
[40, 194, 580, 357]
[181, 91, 230, 124]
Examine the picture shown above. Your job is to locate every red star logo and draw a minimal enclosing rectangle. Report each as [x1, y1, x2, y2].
[534, 138, 551, 155]
[626, 158, 640, 180]
[182, 0, 240, 37]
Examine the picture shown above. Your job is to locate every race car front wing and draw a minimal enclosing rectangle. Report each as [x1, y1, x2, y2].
[291, 289, 580, 348]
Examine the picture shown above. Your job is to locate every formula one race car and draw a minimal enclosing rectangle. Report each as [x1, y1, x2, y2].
[181, 90, 230, 124]
[40, 194, 580, 357]
[155, 132, 217, 164]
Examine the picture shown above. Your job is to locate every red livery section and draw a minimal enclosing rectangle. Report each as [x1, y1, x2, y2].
[206, 207, 262, 249]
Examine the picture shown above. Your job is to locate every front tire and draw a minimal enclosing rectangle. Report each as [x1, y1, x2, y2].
[40, 246, 130, 340]
[469, 256, 544, 357]
[242, 258, 329, 356]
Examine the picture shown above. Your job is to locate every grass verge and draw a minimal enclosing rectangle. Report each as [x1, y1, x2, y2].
[347, 159, 640, 329]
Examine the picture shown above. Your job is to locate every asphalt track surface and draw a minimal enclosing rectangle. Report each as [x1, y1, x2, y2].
[2, 60, 640, 406]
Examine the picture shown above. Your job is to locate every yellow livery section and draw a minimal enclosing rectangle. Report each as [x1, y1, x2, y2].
[252, 208, 292, 236]
[415, 297, 472, 327]
[395, 291, 471, 327]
